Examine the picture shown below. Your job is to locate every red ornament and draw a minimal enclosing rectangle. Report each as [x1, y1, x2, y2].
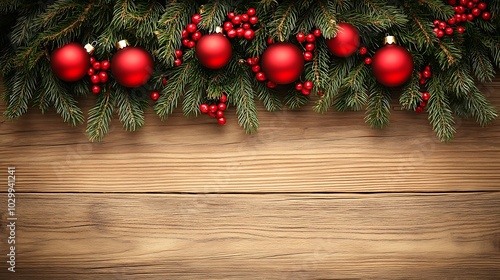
[111, 40, 154, 88]
[261, 42, 304, 84]
[326, 23, 360, 57]
[195, 34, 232, 69]
[50, 43, 90, 82]
[372, 36, 414, 87]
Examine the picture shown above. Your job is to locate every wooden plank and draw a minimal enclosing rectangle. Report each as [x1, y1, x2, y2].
[1, 193, 499, 279]
[1, 81, 500, 193]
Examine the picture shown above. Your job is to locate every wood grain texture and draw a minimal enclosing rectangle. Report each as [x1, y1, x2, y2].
[1, 80, 500, 193]
[1, 193, 499, 279]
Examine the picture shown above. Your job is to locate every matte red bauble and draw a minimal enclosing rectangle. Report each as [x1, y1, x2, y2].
[372, 36, 414, 87]
[326, 23, 360, 57]
[195, 34, 232, 69]
[50, 43, 90, 82]
[261, 42, 304, 84]
[111, 41, 154, 88]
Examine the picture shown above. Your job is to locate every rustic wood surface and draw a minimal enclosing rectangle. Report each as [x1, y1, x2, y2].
[1, 79, 500, 278]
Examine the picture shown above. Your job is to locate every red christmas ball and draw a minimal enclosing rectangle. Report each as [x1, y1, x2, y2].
[50, 43, 90, 82]
[261, 42, 304, 84]
[195, 33, 232, 69]
[372, 44, 414, 87]
[111, 46, 154, 88]
[326, 23, 360, 57]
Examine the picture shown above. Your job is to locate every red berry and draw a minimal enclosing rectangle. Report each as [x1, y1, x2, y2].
[455, 14, 463, 23]
[200, 104, 209, 114]
[267, 37, 274, 44]
[218, 103, 227, 111]
[295, 83, 303, 91]
[304, 81, 313, 90]
[162, 78, 168, 86]
[90, 57, 96, 64]
[182, 39, 190, 46]
[243, 23, 251, 30]
[437, 30, 445, 38]
[422, 92, 431, 101]
[101, 60, 111, 71]
[187, 41, 195, 49]
[99, 71, 108, 83]
[232, 15, 242, 25]
[208, 111, 216, 118]
[218, 117, 227, 125]
[445, 27, 454, 35]
[267, 81, 277, 89]
[438, 21, 447, 30]
[467, 1, 475, 9]
[313, 29, 322, 37]
[244, 29, 255, 40]
[303, 51, 313, 61]
[461, 14, 467, 21]
[241, 14, 249, 22]
[175, 50, 183, 58]
[91, 85, 100, 94]
[252, 65, 261, 73]
[256, 72, 267, 82]
[459, 0, 467, 5]
[301, 88, 311, 95]
[306, 34, 316, 43]
[448, 0, 456, 5]
[466, 14, 474, 21]
[473, 0, 479, 3]
[92, 62, 101, 70]
[236, 27, 244, 38]
[447, 17, 456, 25]
[482, 11, 491, 20]
[317, 90, 323, 96]
[227, 29, 237, 38]
[191, 31, 202, 41]
[455, 6, 466, 14]
[186, 23, 197, 33]
[457, 26, 466, 33]
[420, 101, 427, 108]
[419, 78, 427, 85]
[305, 43, 315, 51]
[224, 21, 233, 31]
[90, 75, 100, 84]
[359, 47, 367, 55]
[247, 58, 255, 65]
[228, 12, 235, 19]
[182, 29, 189, 38]
[433, 20, 440, 27]
[472, 8, 481, 16]
[296, 32, 306, 42]
[220, 94, 228, 103]
[478, 2, 487, 10]
[209, 104, 218, 113]
[249, 16, 258, 25]
[216, 110, 224, 118]
[150, 91, 160, 101]
[364, 57, 372, 65]
[191, 14, 201, 24]
[247, 8, 256, 16]
[174, 59, 182, 66]
[415, 107, 424, 113]
[425, 65, 431, 71]
[87, 67, 95, 76]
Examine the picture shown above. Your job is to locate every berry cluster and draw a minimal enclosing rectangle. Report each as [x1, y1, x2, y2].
[175, 13, 202, 66]
[296, 29, 321, 61]
[294, 80, 315, 96]
[434, 0, 491, 38]
[199, 93, 228, 125]
[222, 8, 258, 41]
[359, 46, 372, 65]
[245, 57, 278, 89]
[88, 57, 110, 94]
[416, 65, 432, 113]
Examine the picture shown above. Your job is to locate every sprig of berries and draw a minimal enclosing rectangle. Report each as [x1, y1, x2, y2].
[174, 13, 203, 67]
[223, 8, 258, 41]
[88, 57, 110, 94]
[200, 93, 228, 125]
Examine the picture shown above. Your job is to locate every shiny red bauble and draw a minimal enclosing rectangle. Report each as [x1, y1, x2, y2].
[261, 42, 304, 84]
[372, 44, 414, 87]
[111, 46, 154, 88]
[50, 43, 90, 82]
[195, 33, 232, 69]
[326, 23, 360, 57]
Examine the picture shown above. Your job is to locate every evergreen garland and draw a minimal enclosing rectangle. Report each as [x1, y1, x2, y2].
[0, 0, 499, 142]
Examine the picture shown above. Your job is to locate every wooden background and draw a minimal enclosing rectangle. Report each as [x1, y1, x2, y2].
[1, 79, 500, 279]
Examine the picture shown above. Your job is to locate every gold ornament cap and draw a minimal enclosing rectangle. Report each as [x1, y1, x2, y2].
[84, 43, 95, 55]
[215, 26, 224, 34]
[116, 40, 130, 50]
[384, 35, 397, 45]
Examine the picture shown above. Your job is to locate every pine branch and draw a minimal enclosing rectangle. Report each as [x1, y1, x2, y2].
[3, 69, 38, 119]
[310, 0, 337, 39]
[182, 62, 207, 116]
[435, 40, 462, 69]
[268, 0, 299, 42]
[444, 64, 475, 98]
[232, 64, 259, 133]
[365, 82, 391, 128]
[313, 57, 352, 113]
[427, 73, 456, 142]
[463, 85, 498, 127]
[469, 41, 496, 83]
[400, 73, 420, 110]
[116, 85, 148, 131]
[253, 78, 281, 112]
[336, 62, 369, 111]
[199, 0, 232, 33]
[415, 0, 455, 20]
[154, 61, 193, 120]
[46, 68, 84, 126]
[86, 85, 116, 142]
[285, 88, 309, 109]
[304, 38, 329, 90]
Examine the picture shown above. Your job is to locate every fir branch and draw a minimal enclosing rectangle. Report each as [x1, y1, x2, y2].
[285, 88, 309, 110]
[305, 38, 329, 90]
[253, 78, 281, 112]
[427, 73, 456, 142]
[116, 86, 148, 131]
[268, 0, 298, 42]
[400, 74, 421, 110]
[155, 61, 193, 120]
[232, 64, 259, 133]
[199, 0, 232, 33]
[415, 0, 455, 20]
[463, 86, 498, 127]
[336, 62, 370, 111]
[313, 57, 352, 113]
[435, 40, 461, 69]
[445, 64, 475, 98]
[3, 69, 37, 119]
[182, 63, 207, 116]
[365, 82, 391, 128]
[469, 42, 496, 83]
[86, 85, 116, 142]
[46, 69, 84, 126]
[311, 0, 337, 39]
